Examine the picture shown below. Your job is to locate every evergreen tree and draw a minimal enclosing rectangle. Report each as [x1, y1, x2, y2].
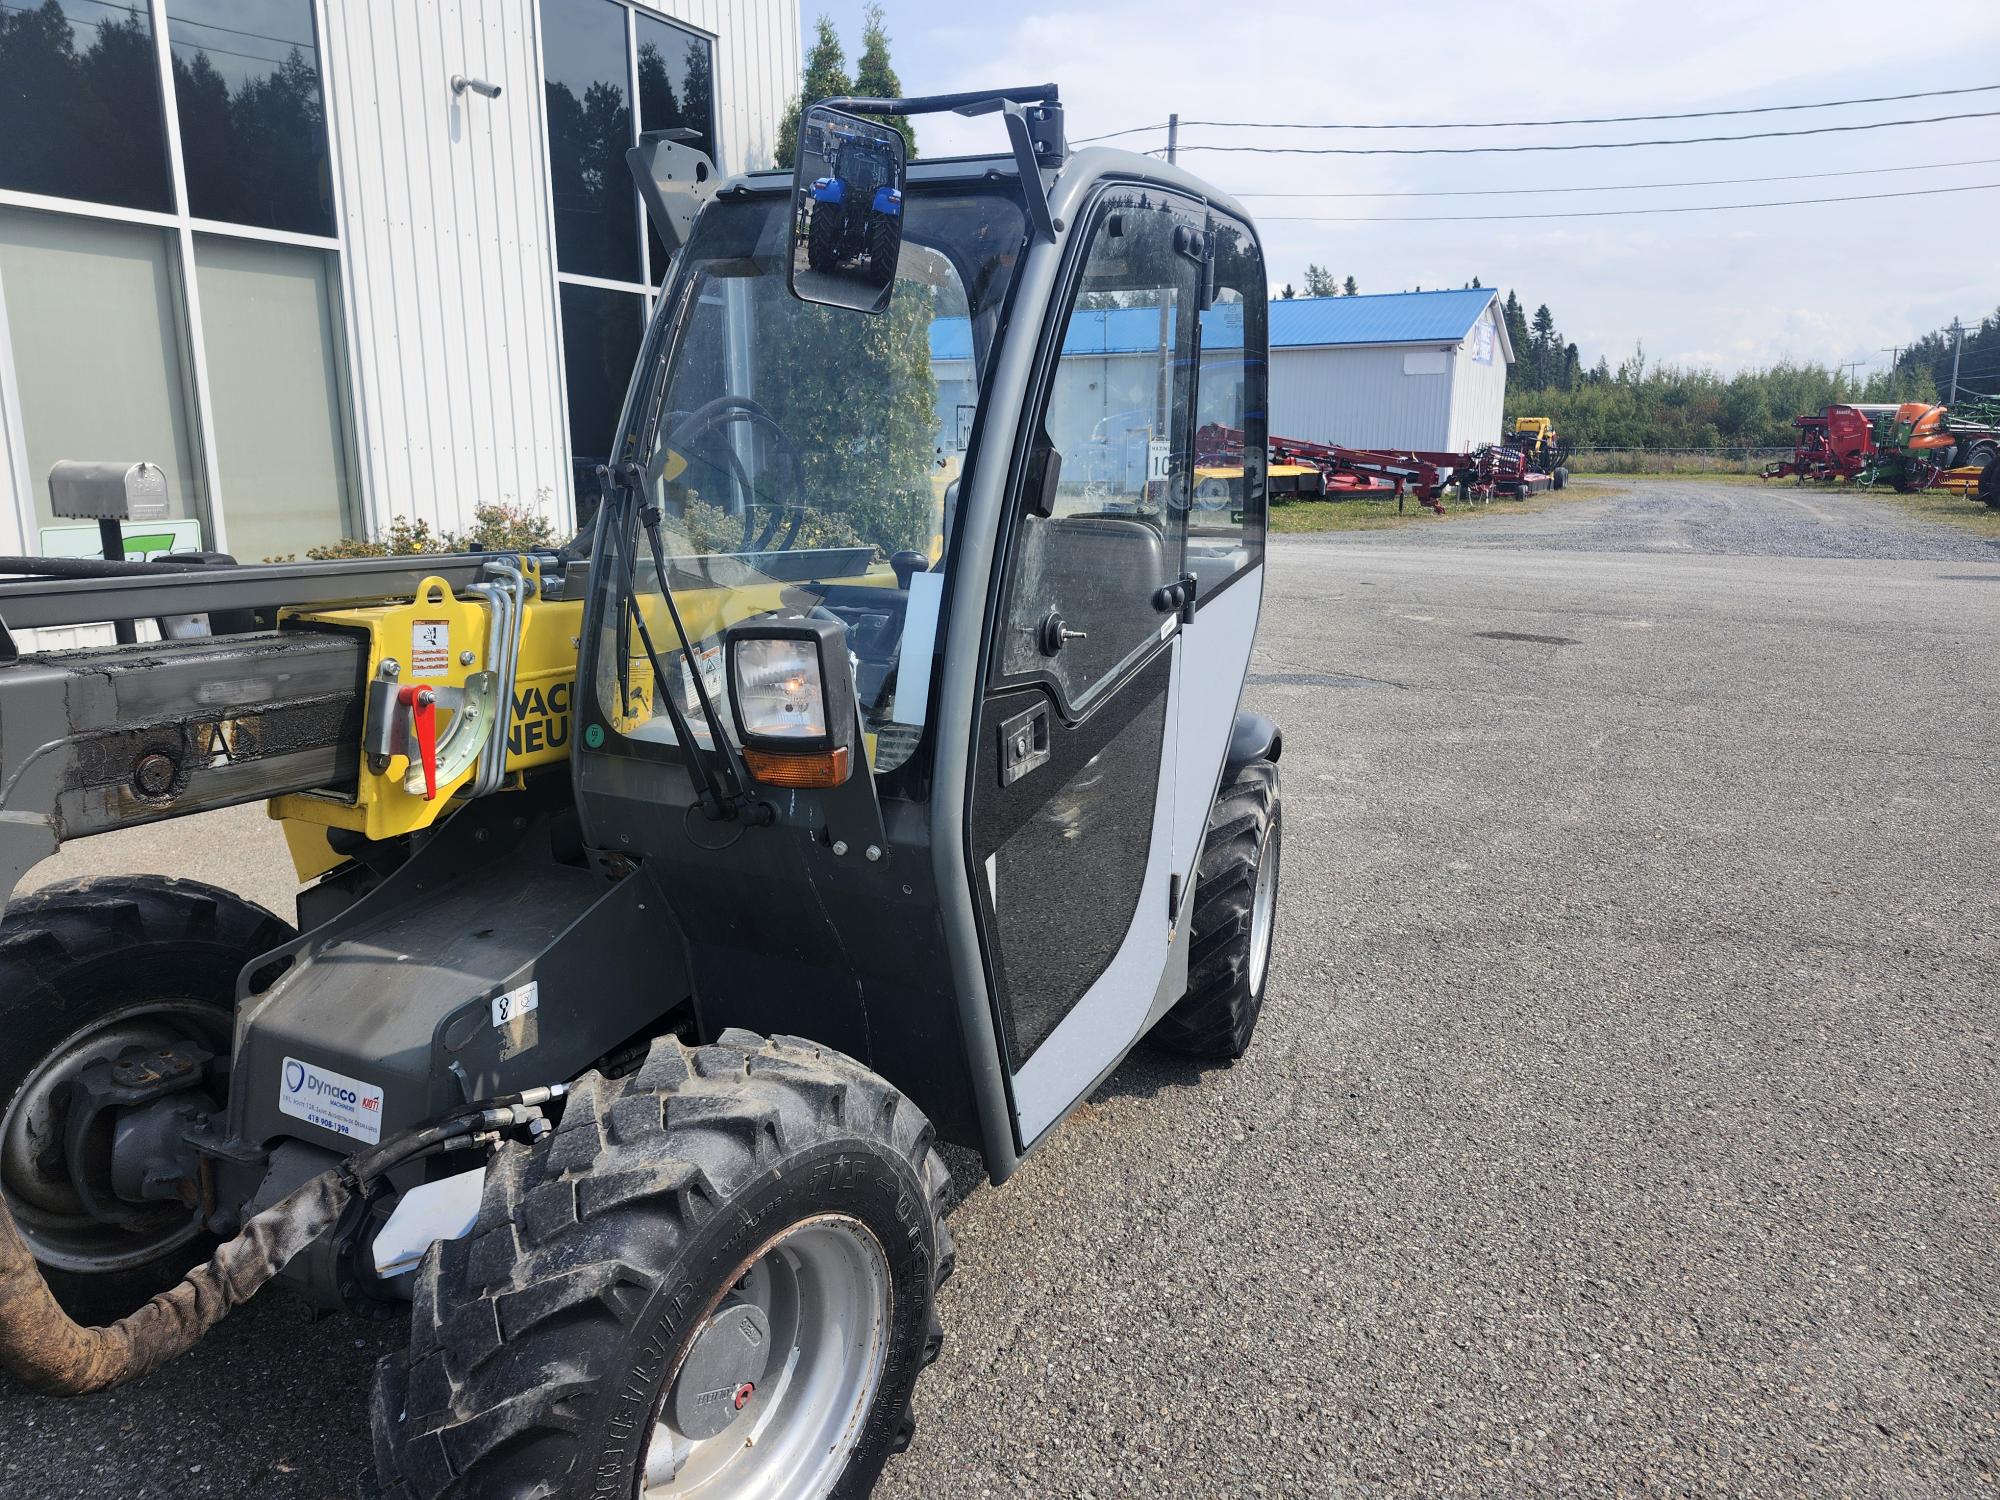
[1302, 263, 1337, 297]
[756, 13, 934, 556]
[774, 17, 851, 167]
[1280, 283, 1296, 300]
[1342, 275, 1358, 296]
[852, 3, 914, 156]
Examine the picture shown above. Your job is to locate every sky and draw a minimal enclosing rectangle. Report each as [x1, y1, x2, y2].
[802, 0, 2000, 379]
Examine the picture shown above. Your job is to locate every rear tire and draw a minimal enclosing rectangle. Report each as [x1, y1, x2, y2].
[370, 1031, 954, 1500]
[1981, 455, 2000, 509]
[865, 210, 899, 286]
[807, 200, 841, 272]
[1150, 760, 1282, 1061]
[1552, 465, 1568, 491]
[0, 876, 293, 1310]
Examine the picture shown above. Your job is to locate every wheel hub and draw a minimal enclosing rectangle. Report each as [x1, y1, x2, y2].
[0, 1002, 223, 1271]
[668, 1300, 772, 1440]
[642, 1215, 891, 1498]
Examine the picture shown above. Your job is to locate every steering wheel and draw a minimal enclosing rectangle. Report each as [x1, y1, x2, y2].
[661, 396, 810, 553]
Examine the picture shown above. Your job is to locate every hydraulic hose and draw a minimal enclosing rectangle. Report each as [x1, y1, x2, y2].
[0, 1171, 351, 1396]
[0, 1088, 560, 1396]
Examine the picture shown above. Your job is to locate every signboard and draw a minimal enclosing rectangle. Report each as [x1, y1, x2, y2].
[38, 518, 202, 560]
[1471, 321, 1495, 365]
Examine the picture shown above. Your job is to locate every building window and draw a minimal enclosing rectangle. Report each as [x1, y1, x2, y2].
[0, 0, 175, 212]
[165, 0, 335, 236]
[0, 0, 356, 564]
[191, 235, 355, 563]
[537, 0, 717, 514]
[0, 208, 202, 542]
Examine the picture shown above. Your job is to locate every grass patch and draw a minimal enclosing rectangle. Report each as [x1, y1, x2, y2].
[1574, 468, 1770, 486]
[1269, 481, 1616, 534]
[1863, 484, 2000, 540]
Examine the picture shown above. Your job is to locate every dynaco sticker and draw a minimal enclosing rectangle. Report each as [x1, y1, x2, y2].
[411, 619, 451, 678]
[278, 1056, 385, 1144]
[492, 979, 540, 1061]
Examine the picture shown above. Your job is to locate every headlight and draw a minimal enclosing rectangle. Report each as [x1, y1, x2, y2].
[725, 615, 859, 786]
[732, 637, 828, 740]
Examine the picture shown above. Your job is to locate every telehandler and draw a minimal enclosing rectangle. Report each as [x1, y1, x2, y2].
[0, 85, 1283, 1497]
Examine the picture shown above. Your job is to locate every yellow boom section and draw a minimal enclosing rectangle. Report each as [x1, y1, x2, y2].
[268, 553, 900, 877]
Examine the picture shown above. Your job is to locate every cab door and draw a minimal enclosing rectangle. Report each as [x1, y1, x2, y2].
[967, 187, 1204, 1147]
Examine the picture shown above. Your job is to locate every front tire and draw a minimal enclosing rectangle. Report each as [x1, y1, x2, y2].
[0, 876, 292, 1305]
[1150, 759, 1282, 1060]
[371, 1031, 954, 1500]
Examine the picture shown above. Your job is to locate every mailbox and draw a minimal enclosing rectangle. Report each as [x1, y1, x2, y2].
[47, 461, 170, 523]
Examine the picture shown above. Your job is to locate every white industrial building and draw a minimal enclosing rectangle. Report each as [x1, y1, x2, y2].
[931, 288, 1514, 468]
[0, 0, 800, 571]
[1267, 289, 1512, 453]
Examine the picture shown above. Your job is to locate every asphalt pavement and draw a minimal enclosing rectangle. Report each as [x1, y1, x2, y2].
[2, 479, 1995, 1498]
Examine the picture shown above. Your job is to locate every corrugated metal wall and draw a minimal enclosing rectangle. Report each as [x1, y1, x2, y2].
[1269, 344, 1458, 451]
[1446, 304, 1509, 451]
[322, 0, 799, 535]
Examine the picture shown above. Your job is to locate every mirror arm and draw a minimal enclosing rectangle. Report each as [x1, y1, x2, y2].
[999, 102, 1057, 243]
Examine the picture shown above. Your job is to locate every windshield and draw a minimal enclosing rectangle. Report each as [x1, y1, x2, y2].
[593, 178, 1027, 776]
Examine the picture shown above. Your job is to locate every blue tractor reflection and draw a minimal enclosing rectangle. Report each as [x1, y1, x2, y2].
[806, 134, 903, 286]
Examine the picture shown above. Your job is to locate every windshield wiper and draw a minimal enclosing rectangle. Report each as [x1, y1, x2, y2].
[601, 462, 768, 826]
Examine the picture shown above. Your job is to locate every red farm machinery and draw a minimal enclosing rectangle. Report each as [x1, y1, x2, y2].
[1196, 422, 1570, 514]
[1764, 400, 2000, 503]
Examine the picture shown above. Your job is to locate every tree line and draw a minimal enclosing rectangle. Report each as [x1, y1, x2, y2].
[1497, 290, 1952, 450]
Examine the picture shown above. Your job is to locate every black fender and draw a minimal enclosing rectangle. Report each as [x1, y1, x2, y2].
[1225, 709, 1283, 774]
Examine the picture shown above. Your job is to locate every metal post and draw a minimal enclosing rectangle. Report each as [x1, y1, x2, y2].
[1949, 319, 1964, 403]
[97, 519, 135, 644]
[1146, 115, 1182, 499]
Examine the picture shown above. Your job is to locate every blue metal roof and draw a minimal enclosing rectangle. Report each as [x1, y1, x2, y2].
[1269, 288, 1497, 348]
[927, 288, 1496, 361]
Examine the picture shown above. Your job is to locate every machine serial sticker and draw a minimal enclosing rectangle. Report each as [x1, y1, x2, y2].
[411, 619, 451, 677]
[278, 1057, 384, 1144]
[492, 980, 540, 1060]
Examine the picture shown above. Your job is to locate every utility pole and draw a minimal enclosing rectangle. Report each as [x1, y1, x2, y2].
[1949, 318, 1964, 403]
[1154, 114, 1181, 475]
[1839, 360, 1866, 391]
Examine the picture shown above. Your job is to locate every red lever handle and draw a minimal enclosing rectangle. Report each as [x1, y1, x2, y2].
[398, 685, 438, 800]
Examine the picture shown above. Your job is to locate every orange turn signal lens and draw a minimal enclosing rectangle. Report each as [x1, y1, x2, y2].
[743, 744, 851, 788]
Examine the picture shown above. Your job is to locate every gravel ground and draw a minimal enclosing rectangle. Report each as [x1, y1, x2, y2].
[1377, 476, 2000, 563]
[2, 479, 1995, 1498]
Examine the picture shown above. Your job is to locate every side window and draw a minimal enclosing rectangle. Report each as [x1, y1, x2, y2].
[1189, 215, 1267, 594]
[997, 192, 1200, 710]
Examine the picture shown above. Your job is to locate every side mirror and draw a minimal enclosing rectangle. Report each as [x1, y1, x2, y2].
[789, 105, 906, 315]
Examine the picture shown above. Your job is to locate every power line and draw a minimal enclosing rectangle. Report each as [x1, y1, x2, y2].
[1166, 108, 2000, 157]
[1234, 156, 2000, 199]
[1072, 121, 1168, 146]
[1088, 82, 2000, 140]
[1260, 179, 2000, 223]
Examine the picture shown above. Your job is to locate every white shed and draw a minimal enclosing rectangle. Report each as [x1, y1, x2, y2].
[1267, 290, 1513, 454]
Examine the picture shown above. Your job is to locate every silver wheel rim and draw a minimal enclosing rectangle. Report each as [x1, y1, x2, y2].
[1248, 820, 1279, 995]
[0, 1000, 224, 1273]
[642, 1214, 893, 1499]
